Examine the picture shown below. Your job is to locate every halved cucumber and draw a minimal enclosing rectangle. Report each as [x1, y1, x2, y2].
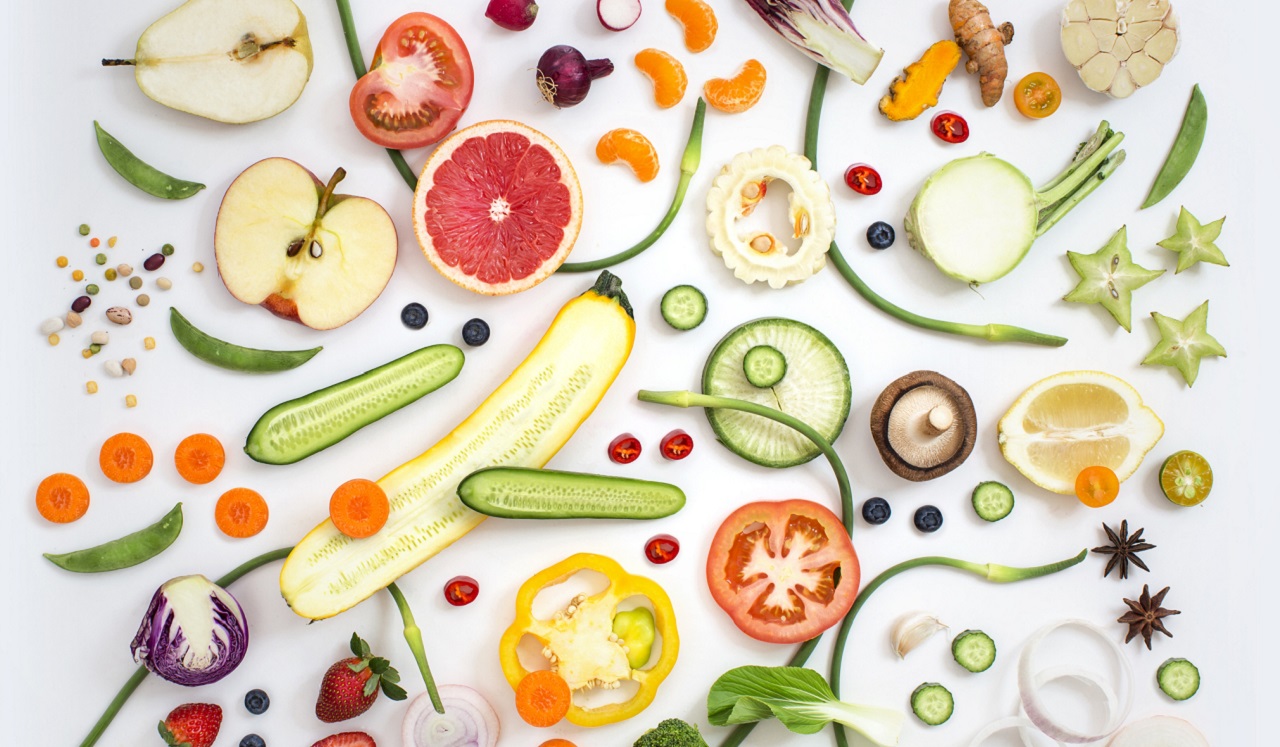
[702, 318, 850, 468]
[910, 682, 954, 725]
[245, 344, 465, 465]
[458, 467, 685, 519]
[660, 284, 708, 330]
[1157, 658, 1200, 701]
[952, 629, 996, 672]
[971, 481, 1014, 522]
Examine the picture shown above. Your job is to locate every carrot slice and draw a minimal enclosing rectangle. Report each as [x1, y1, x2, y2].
[99, 432, 154, 483]
[329, 478, 390, 539]
[36, 473, 90, 523]
[515, 670, 572, 727]
[215, 487, 269, 538]
[538, 741, 578, 747]
[174, 433, 226, 484]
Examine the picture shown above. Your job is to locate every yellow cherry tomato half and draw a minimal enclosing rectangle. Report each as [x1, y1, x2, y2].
[1075, 465, 1120, 508]
[1014, 72, 1062, 119]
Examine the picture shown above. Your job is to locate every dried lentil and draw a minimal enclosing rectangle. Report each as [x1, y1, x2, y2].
[72, 270, 85, 282]
[48, 333, 60, 346]
[78, 224, 90, 236]
[56, 256, 68, 268]
[129, 276, 143, 290]
[161, 243, 175, 256]
[85, 284, 100, 295]
[90, 237, 100, 248]
[136, 294, 151, 307]
[104, 268, 117, 281]
[89, 343, 102, 354]
[81, 349, 93, 359]
[94, 253, 107, 265]
[107, 236, 118, 248]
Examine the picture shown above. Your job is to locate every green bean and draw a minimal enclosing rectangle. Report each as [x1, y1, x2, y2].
[1141, 84, 1207, 209]
[44, 502, 183, 573]
[170, 307, 322, 372]
[93, 121, 205, 200]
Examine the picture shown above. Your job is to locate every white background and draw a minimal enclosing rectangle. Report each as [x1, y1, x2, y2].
[1, 0, 1271, 745]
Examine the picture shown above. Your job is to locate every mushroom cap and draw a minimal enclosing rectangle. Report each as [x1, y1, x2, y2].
[869, 371, 977, 481]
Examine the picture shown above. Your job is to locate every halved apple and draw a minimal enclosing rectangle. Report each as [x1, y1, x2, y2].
[106, 0, 313, 124]
[215, 158, 397, 331]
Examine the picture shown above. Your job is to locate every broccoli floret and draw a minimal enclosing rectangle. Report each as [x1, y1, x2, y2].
[633, 718, 710, 747]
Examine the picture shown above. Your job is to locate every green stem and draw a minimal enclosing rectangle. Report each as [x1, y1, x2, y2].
[557, 98, 707, 273]
[1036, 150, 1126, 236]
[1038, 121, 1111, 193]
[828, 550, 1087, 747]
[79, 546, 294, 747]
[334, 0, 418, 190]
[1034, 128, 1124, 216]
[387, 582, 445, 714]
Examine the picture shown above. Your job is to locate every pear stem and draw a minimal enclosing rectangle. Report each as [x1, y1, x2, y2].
[101, 59, 135, 66]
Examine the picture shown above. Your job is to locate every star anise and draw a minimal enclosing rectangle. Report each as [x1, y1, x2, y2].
[1118, 584, 1180, 649]
[1091, 520, 1154, 579]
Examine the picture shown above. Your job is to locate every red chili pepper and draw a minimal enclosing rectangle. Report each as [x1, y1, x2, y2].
[659, 429, 693, 460]
[644, 534, 680, 564]
[843, 164, 882, 195]
[931, 111, 969, 144]
[608, 433, 642, 464]
[443, 575, 479, 606]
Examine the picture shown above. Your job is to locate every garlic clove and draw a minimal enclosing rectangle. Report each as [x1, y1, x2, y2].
[890, 611, 949, 659]
[1061, 24, 1099, 65]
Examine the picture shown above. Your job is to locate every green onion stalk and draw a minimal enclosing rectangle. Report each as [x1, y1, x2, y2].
[557, 98, 707, 273]
[388, 582, 445, 714]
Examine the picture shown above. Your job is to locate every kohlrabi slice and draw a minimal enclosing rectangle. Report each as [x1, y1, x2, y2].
[1064, 226, 1164, 331]
[905, 121, 1125, 285]
[1157, 207, 1228, 273]
[1142, 301, 1226, 387]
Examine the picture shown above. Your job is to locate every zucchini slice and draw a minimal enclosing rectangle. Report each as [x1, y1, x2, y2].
[702, 318, 850, 468]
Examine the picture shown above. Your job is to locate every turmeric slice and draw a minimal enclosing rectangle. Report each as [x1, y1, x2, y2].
[879, 41, 962, 121]
[949, 0, 1014, 107]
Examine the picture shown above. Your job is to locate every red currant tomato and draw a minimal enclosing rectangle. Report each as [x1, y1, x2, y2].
[609, 433, 642, 464]
[644, 534, 680, 564]
[443, 575, 479, 606]
[660, 429, 694, 460]
[931, 111, 969, 144]
[843, 164, 882, 196]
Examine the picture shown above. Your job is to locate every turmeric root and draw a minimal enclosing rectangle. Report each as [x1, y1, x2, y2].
[949, 0, 1014, 106]
[879, 40, 962, 121]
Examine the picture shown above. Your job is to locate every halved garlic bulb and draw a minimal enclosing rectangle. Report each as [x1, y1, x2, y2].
[1060, 0, 1179, 99]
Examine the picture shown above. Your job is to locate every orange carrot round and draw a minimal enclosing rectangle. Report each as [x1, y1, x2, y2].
[174, 433, 226, 484]
[516, 670, 572, 727]
[538, 740, 578, 747]
[215, 487, 269, 538]
[36, 473, 90, 523]
[329, 478, 390, 539]
[99, 432, 154, 483]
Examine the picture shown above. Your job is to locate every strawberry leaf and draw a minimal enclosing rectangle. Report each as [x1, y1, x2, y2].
[382, 680, 408, 701]
[369, 657, 390, 674]
[349, 632, 371, 658]
[363, 676, 379, 699]
[157, 721, 192, 747]
[349, 659, 371, 673]
[381, 668, 400, 684]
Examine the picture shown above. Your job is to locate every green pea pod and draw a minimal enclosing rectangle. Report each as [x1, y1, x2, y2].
[93, 121, 205, 200]
[170, 307, 322, 372]
[44, 503, 183, 573]
[1141, 85, 1207, 209]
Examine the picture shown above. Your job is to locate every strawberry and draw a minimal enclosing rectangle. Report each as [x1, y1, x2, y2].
[315, 632, 408, 723]
[310, 732, 376, 747]
[158, 703, 222, 747]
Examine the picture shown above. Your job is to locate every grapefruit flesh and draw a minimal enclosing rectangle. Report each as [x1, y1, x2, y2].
[414, 120, 583, 295]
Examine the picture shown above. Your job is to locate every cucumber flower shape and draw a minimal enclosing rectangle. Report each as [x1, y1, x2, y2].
[130, 574, 248, 686]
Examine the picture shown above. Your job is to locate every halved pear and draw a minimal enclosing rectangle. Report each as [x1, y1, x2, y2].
[111, 0, 313, 123]
[215, 158, 397, 330]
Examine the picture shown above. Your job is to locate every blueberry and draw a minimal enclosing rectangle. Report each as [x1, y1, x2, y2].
[913, 505, 944, 533]
[866, 221, 895, 250]
[239, 735, 266, 747]
[400, 302, 428, 329]
[462, 318, 490, 346]
[243, 689, 269, 715]
[861, 497, 891, 525]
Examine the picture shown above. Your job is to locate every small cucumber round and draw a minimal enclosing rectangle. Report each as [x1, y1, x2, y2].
[1157, 658, 1200, 701]
[660, 285, 707, 330]
[952, 629, 997, 672]
[971, 481, 1014, 522]
[910, 682, 954, 725]
[742, 345, 787, 387]
[458, 467, 685, 519]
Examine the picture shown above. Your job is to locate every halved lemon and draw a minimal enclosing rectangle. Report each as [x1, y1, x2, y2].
[998, 371, 1164, 495]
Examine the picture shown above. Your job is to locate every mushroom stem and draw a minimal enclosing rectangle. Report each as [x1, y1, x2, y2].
[926, 405, 954, 434]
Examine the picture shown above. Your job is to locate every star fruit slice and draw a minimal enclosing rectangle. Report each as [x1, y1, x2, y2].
[1060, 0, 1180, 99]
[1064, 226, 1164, 331]
[1142, 300, 1226, 387]
[1157, 207, 1228, 273]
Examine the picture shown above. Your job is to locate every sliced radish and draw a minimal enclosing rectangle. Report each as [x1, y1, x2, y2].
[598, 0, 642, 31]
[1107, 716, 1210, 747]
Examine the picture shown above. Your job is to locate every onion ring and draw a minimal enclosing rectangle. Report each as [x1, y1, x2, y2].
[1107, 716, 1209, 747]
[1017, 619, 1133, 743]
[401, 685, 500, 747]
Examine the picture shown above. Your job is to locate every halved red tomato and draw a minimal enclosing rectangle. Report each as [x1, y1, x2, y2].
[706, 499, 859, 644]
[349, 13, 474, 149]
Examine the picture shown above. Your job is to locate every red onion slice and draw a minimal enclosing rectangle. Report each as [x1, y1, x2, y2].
[1107, 716, 1209, 747]
[401, 685, 500, 747]
[1018, 619, 1133, 743]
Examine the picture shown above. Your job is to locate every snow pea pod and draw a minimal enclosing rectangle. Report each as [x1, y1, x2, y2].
[170, 307, 322, 372]
[43, 502, 183, 573]
[1141, 84, 1207, 209]
[93, 121, 205, 200]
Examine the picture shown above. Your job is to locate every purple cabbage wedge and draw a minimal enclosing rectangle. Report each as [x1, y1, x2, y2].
[130, 574, 248, 686]
[742, 0, 883, 84]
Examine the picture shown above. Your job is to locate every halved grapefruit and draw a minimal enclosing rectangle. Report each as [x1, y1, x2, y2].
[413, 120, 583, 295]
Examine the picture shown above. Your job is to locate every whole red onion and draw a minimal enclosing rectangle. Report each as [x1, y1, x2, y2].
[535, 45, 613, 108]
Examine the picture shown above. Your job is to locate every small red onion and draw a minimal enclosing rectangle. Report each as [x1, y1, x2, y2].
[1017, 619, 1133, 744]
[1107, 716, 1209, 747]
[486, 0, 538, 31]
[401, 685, 499, 747]
[536, 45, 613, 108]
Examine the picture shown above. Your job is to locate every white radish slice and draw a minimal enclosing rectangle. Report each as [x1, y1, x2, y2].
[1018, 619, 1133, 743]
[402, 685, 500, 747]
[597, 0, 642, 30]
[1107, 716, 1209, 747]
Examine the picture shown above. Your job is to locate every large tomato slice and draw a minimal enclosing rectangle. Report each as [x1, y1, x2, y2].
[349, 13, 474, 149]
[707, 499, 859, 644]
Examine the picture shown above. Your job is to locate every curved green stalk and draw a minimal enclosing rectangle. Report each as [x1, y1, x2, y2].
[79, 546, 294, 747]
[335, 0, 418, 190]
[558, 99, 707, 273]
[828, 550, 1087, 747]
[387, 582, 445, 714]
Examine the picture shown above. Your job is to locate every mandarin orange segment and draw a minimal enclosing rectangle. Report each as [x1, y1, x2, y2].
[596, 129, 661, 182]
[666, 0, 718, 53]
[703, 59, 767, 113]
[634, 48, 688, 109]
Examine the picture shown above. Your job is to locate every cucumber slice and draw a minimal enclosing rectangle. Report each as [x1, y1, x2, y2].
[971, 481, 1015, 522]
[245, 344, 464, 464]
[702, 318, 850, 468]
[458, 467, 685, 519]
[951, 629, 997, 672]
[910, 682, 954, 725]
[661, 284, 708, 330]
[1157, 658, 1200, 701]
[742, 345, 787, 387]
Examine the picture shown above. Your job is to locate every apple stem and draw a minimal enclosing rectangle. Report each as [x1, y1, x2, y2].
[101, 59, 136, 67]
[317, 168, 347, 221]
